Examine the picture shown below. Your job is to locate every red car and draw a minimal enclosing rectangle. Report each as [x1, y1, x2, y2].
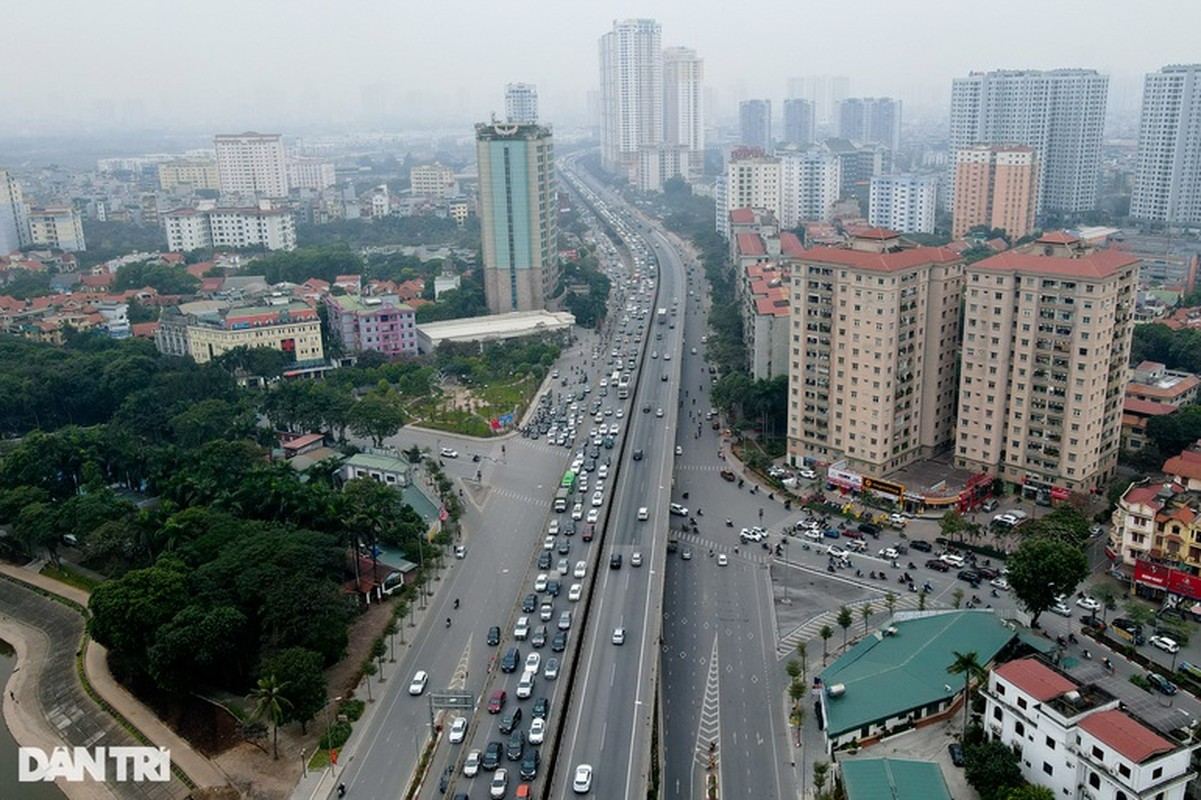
[842, 529, 863, 540]
[488, 690, 507, 713]
[582, 525, 594, 542]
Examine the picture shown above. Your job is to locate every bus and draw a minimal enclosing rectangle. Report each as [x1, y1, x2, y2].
[617, 374, 631, 400]
[560, 470, 577, 493]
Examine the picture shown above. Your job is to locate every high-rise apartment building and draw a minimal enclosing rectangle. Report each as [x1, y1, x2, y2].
[739, 99, 773, 151]
[599, 19, 663, 184]
[475, 121, 559, 314]
[787, 75, 849, 129]
[1131, 64, 1201, 226]
[26, 207, 86, 252]
[782, 99, 816, 148]
[410, 163, 457, 199]
[662, 47, 704, 179]
[718, 149, 780, 238]
[213, 132, 289, 198]
[505, 83, 539, 125]
[788, 231, 964, 475]
[0, 170, 27, 254]
[954, 233, 1138, 494]
[868, 175, 937, 234]
[951, 144, 1039, 239]
[777, 148, 840, 227]
[950, 69, 1108, 215]
[838, 97, 902, 152]
[286, 158, 336, 191]
[162, 203, 296, 252]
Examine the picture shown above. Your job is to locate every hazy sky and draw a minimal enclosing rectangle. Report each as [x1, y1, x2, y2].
[4, 0, 1198, 132]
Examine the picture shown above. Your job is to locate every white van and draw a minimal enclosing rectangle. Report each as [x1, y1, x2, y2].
[517, 669, 536, 699]
[514, 616, 530, 640]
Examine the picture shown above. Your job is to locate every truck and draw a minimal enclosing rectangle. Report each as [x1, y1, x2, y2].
[657, 308, 667, 325]
[553, 487, 570, 513]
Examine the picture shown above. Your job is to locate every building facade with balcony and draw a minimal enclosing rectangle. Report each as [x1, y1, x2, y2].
[155, 300, 323, 365]
[954, 233, 1139, 496]
[787, 229, 963, 475]
[324, 293, 417, 357]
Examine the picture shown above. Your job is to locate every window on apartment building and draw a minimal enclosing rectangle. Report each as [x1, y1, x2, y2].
[1088, 772, 1101, 789]
[1014, 720, 1025, 735]
[1117, 764, 1131, 779]
[1042, 762, 1053, 776]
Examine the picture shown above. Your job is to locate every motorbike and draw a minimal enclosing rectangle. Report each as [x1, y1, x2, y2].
[1068, 633, 1078, 644]
[907, 562, 916, 570]
[446, 618, 452, 628]
[683, 492, 689, 500]
[908, 582, 917, 593]
[697, 508, 703, 516]
[337, 784, 347, 798]
[725, 518, 733, 527]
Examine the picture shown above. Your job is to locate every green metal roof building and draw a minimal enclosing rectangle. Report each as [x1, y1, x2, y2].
[841, 758, 952, 800]
[818, 610, 1018, 750]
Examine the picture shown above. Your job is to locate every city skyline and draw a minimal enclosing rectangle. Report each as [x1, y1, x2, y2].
[1, 0, 1195, 135]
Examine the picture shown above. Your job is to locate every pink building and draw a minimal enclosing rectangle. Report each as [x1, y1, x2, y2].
[324, 293, 417, 357]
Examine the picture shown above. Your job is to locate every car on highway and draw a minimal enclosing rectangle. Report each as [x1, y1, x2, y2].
[682, 547, 693, 560]
[482, 741, 504, 771]
[527, 718, 546, 745]
[532, 575, 549, 594]
[573, 763, 594, 793]
[569, 583, 582, 602]
[514, 616, 530, 640]
[612, 627, 626, 645]
[957, 569, 980, 584]
[926, 559, 950, 572]
[440, 447, 459, 458]
[408, 670, 428, 696]
[539, 602, 554, 622]
[501, 705, 524, 733]
[548, 519, 560, 536]
[487, 626, 501, 646]
[939, 553, 965, 567]
[632, 449, 644, 461]
[720, 468, 736, 481]
[490, 767, 509, 798]
[532, 697, 549, 719]
[638, 506, 649, 520]
[670, 502, 689, 516]
[631, 551, 643, 566]
[543, 536, 556, 551]
[488, 690, 507, 713]
[572, 503, 584, 520]
[525, 652, 541, 673]
[1147, 672, 1178, 696]
[740, 528, 766, 543]
[573, 561, 587, 578]
[1076, 595, 1101, 611]
[544, 657, 559, 680]
[455, 545, 467, 559]
[531, 625, 547, 648]
[717, 553, 729, 566]
[586, 508, 600, 524]
[591, 491, 604, 508]
[1150, 634, 1180, 654]
[463, 748, 482, 777]
[448, 715, 468, 743]
[879, 547, 899, 560]
[803, 529, 824, 542]
[551, 628, 567, 651]
[520, 748, 540, 780]
[537, 551, 552, 570]
[610, 553, 623, 569]
[858, 522, 881, 536]
[826, 545, 848, 559]
[909, 540, 932, 552]
[501, 647, 521, 673]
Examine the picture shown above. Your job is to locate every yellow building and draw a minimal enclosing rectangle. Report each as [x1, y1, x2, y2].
[158, 159, 221, 192]
[156, 301, 324, 365]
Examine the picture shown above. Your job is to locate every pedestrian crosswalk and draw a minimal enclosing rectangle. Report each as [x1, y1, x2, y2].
[675, 464, 723, 473]
[485, 486, 552, 509]
[671, 530, 773, 566]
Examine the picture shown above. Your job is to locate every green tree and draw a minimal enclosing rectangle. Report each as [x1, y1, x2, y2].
[796, 642, 807, 682]
[1007, 535, 1088, 624]
[884, 592, 897, 616]
[953, 588, 965, 609]
[918, 588, 929, 610]
[88, 563, 191, 670]
[836, 605, 854, 651]
[940, 509, 968, 542]
[147, 604, 250, 692]
[260, 647, 328, 734]
[1003, 786, 1055, 800]
[947, 651, 987, 739]
[820, 625, 833, 665]
[361, 660, 377, 702]
[1093, 584, 1121, 622]
[347, 392, 406, 446]
[860, 602, 874, 634]
[247, 674, 292, 759]
[813, 761, 830, 795]
[785, 659, 801, 682]
[964, 739, 1023, 800]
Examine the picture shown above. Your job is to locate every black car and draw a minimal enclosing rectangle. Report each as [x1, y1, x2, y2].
[957, 569, 980, 583]
[858, 523, 881, 537]
[973, 566, 1000, 580]
[522, 593, 538, 613]
[520, 748, 541, 780]
[487, 626, 501, 646]
[925, 559, 950, 572]
[558, 539, 571, 555]
[499, 706, 523, 734]
[632, 449, 644, 461]
[538, 551, 552, 569]
[610, 553, 623, 569]
[948, 742, 965, 767]
[546, 580, 561, 597]
[563, 520, 576, 536]
[1147, 672, 1178, 696]
[551, 630, 568, 652]
[482, 741, 504, 771]
[506, 729, 525, 761]
[438, 765, 453, 793]
[909, 540, 932, 553]
[501, 647, 521, 673]
[531, 625, 547, 648]
[532, 697, 549, 719]
[1079, 615, 1106, 631]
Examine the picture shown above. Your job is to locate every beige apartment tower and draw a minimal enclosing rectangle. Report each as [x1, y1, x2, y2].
[954, 233, 1139, 495]
[787, 231, 964, 475]
[952, 145, 1038, 239]
[213, 132, 289, 198]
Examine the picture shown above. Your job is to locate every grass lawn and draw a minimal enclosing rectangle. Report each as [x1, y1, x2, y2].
[411, 375, 540, 437]
[40, 563, 102, 593]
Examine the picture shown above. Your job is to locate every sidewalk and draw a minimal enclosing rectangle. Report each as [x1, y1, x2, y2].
[0, 561, 229, 794]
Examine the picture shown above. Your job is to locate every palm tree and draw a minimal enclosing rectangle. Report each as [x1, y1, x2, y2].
[247, 674, 292, 760]
[836, 605, 854, 651]
[884, 592, 897, 617]
[796, 642, 808, 683]
[860, 603, 874, 634]
[952, 588, 965, 609]
[946, 651, 987, 739]
[819, 625, 834, 665]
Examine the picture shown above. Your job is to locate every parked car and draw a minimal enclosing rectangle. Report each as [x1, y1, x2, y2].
[1150, 634, 1180, 654]
[1147, 672, 1178, 696]
[948, 742, 965, 767]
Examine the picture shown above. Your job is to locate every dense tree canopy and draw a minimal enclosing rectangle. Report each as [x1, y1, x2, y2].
[1006, 534, 1088, 625]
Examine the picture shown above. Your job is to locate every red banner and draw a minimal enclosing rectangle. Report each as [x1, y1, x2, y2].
[1134, 559, 1201, 600]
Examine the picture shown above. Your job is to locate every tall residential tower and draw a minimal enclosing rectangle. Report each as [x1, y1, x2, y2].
[662, 47, 705, 179]
[739, 99, 773, 152]
[475, 121, 559, 315]
[1131, 64, 1201, 226]
[505, 83, 539, 125]
[951, 144, 1039, 239]
[599, 19, 663, 184]
[213, 132, 289, 198]
[838, 97, 902, 152]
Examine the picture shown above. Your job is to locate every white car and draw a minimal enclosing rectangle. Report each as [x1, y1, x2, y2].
[612, 627, 626, 645]
[1150, 634, 1180, 654]
[656, 408, 664, 417]
[568, 583, 583, 602]
[939, 553, 965, 568]
[525, 652, 541, 673]
[544, 536, 556, 550]
[615, 409, 624, 419]
[586, 508, 600, 524]
[990, 577, 1010, 591]
[804, 529, 824, 542]
[572, 503, 584, 520]
[631, 551, 643, 567]
[670, 503, 689, 517]
[573, 763, 594, 793]
[827, 545, 848, 559]
[491, 767, 508, 798]
[878, 547, 899, 560]
[463, 748, 482, 777]
[548, 519, 560, 535]
[448, 715, 468, 743]
[440, 447, 459, 458]
[528, 718, 546, 745]
[717, 553, 729, 566]
[1050, 601, 1072, 618]
[675, 445, 683, 455]
[408, 670, 428, 696]
[638, 507, 649, 521]
[591, 491, 604, 508]
[534, 573, 549, 592]
[1076, 595, 1101, 611]
[598, 464, 610, 478]
[574, 561, 587, 579]
[799, 468, 817, 480]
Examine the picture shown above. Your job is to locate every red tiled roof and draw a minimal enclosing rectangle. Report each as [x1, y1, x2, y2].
[780, 231, 805, 258]
[131, 322, 159, 338]
[1124, 485, 1163, 506]
[754, 295, 789, 317]
[853, 227, 901, 241]
[801, 245, 963, 273]
[1165, 451, 1201, 480]
[972, 248, 1139, 280]
[186, 261, 214, 278]
[1038, 231, 1080, 245]
[985, 238, 1008, 252]
[729, 208, 756, 224]
[1123, 398, 1179, 416]
[282, 432, 325, 451]
[1077, 709, 1174, 763]
[994, 658, 1076, 701]
[79, 273, 115, 288]
[1135, 360, 1165, 372]
[736, 233, 766, 257]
